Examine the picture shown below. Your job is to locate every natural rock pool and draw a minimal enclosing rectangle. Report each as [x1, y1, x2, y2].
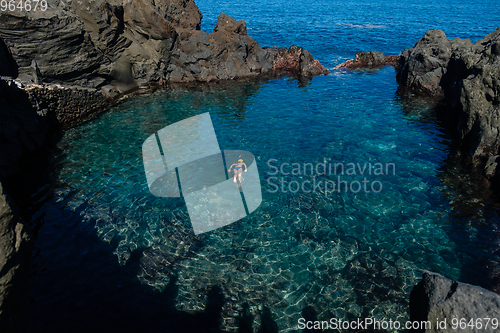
[28, 0, 500, 332]
[28, 71, 494, 331]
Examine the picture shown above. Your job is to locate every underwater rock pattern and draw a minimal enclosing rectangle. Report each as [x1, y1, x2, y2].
[55, 176, 458, 331]
[38, 85, 464, 331]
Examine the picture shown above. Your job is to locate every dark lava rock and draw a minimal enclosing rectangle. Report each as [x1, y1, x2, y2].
[0, 79, 49, 179]
[298, 48, 331, 76]
[0, 9, 104, 84]
[0, 0, 175, 84]
[166, 14, 329, 82]
[0, 76, 110, 330]
[0, 38, 18, 78]
[396, 28, 500, 179]
[0, 1, 327, 85]
[30, 60, 42, 85]
[0, 78, 55, 331]
[334, 51, 398, 70]
[396, 29, 473, 97]
[410, 271, 500, 333]
[159, 0, 202, 30]
[0, 182, 31, 333]
[0, 77, 82, 333]
[166, 13, 272, 82]
[271, 45, 330, 76]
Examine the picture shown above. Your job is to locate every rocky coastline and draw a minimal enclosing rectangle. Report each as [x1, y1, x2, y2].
[1, 0, 500, 331]
[396, 28, 500, 184]
[0, 0, 328, 85]
[335, 28, 500, 187]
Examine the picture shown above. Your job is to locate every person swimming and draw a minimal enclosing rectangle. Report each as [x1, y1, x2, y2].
[228, 156, 248, 185]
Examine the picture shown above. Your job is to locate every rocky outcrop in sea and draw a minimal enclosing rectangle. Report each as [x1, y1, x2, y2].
[396, 28, 500, 182]
[334, 51, 397, 70]
[336, 29, 500, 186]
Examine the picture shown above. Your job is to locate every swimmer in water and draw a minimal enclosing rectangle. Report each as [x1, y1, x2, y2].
[228, 156, 248, 185]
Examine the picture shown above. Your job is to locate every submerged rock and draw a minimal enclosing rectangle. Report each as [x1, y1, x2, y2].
[396, 28, 500, 181]
[410, 271, 500, 333]
[334, 51, 397, 70]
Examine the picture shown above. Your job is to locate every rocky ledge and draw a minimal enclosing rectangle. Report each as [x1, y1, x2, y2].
[410, 271, 500, 333]
[396, 28, 500, 183]
[334, 51, 398, 70]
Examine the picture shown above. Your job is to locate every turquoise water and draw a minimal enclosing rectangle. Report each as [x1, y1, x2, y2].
[29, 1, 500, 332]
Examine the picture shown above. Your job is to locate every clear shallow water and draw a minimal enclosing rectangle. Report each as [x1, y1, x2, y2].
[29, 1, 500, 332]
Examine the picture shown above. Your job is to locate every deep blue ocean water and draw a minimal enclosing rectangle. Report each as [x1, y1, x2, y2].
[29, 1, 500, 332]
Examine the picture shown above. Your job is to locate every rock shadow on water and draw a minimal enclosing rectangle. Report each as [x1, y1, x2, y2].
[237, 303, 254, 333]
[257, 306, 278, 333]
[29, 196, 286, 333]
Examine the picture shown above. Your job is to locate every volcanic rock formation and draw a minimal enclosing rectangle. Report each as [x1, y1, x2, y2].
[334, 51, 397, 70]
[410, 271, 500, 333]
[0, 0, 328, 85]
[396, 28, 500, 181]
